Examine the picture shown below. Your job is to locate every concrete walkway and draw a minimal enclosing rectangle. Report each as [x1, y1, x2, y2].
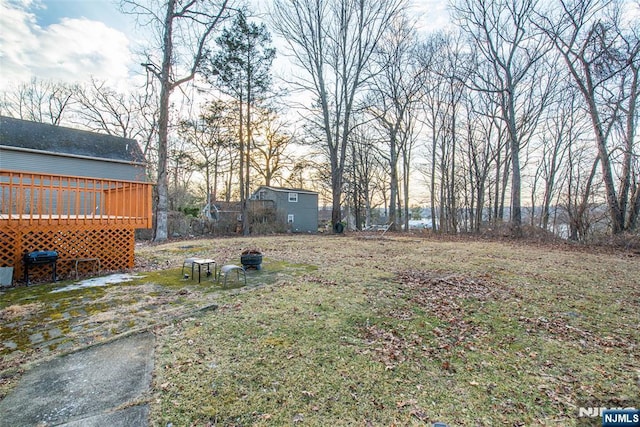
[0, 332, 154, 427]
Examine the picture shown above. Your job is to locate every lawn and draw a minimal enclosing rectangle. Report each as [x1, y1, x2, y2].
[1, 233, 638, 426]
[140, 234, 639, 426]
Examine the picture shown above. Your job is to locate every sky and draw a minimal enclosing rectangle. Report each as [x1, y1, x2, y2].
[0, 0, 451, 92]
[2, 0, 638, 95]
[0, 0, 141, 91]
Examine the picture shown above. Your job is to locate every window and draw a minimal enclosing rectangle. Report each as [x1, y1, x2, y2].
[287, 214, 294, 223]
[258, 190, 266, 200]
[288, 192, 298, 202]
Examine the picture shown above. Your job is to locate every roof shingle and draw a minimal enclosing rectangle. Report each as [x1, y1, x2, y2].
[0, 116, 145, 163]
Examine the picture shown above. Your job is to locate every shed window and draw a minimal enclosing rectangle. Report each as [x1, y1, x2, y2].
[288, 192, 298, 202]
[288, 214, 295, 223]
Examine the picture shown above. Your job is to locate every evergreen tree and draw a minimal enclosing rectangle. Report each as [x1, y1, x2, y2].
[205, 13, 275, 235]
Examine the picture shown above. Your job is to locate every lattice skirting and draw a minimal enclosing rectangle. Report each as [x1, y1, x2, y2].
[0, 224, 136, 284]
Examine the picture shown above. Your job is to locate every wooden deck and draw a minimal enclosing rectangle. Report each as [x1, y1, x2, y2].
[0, 169, 153, 284]
[0, 170, 152, 228]
[0, 214, 148, 227]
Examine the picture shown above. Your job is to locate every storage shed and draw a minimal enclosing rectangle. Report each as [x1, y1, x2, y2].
[0, 116, 153, 285]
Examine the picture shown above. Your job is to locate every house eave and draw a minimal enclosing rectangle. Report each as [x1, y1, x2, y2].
[255, 185, 318, 195]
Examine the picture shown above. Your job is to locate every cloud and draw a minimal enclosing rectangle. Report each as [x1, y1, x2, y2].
[411, 0, 452, 35]
[0, 0, 40, 80]
[0, 0, 134, 90]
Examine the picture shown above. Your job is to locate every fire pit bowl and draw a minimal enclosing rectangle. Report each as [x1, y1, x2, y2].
[241, 249, 263, 270]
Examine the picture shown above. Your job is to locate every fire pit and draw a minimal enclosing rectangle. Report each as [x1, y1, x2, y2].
[240, 249, 262, 270]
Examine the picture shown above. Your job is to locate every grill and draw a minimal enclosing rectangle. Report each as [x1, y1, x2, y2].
[23, 250, 58, 284]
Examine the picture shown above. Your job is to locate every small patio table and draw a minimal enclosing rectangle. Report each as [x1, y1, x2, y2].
[184, 258, 216, 283]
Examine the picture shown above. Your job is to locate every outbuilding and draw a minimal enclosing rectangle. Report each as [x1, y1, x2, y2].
[251, 186, 318, 233]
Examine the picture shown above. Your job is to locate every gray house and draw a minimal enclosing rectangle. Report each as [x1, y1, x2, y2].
[0, 116, 147, 181]
[251, 186, 318, 233]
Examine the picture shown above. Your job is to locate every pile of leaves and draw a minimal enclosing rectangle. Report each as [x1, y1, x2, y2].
[360, 324, 412, 370]
[517, 315, 637, 351]
[402, 271, 504, 368]
[396, 271, 502, 304]
[358, 271, 505, 372]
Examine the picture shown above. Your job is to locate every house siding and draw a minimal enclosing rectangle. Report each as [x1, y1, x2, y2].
[0, 149, 147, 182]
[287, 192, 318, 233]
[256, 187, 318, 233]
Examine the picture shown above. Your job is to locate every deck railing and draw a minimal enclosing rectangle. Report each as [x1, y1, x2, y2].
[0, 169, 153, 229]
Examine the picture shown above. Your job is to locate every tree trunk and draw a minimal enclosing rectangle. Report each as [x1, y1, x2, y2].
[589, 100, 623, 233]
[510, 138, 522, 235]
[622, 62, 639, 230]
[627, 183, 640, 231]
[507, 88, 522, 236]
[499, 145, 510, 222]
[238, 96, 245, 233]
[389, 131, 398, 231]
[153, 0, 176, 242]
[331, 167, 342, 231]
[541, 139, 561, 231]
[450, 107, 458, 233]
[403, 146, 411, 233]
[430, 123, 438, 233]
[242, 83, 251, 236]
[493, 141, 502, 224]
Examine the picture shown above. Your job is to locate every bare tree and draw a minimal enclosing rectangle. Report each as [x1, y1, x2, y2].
[72, 78, 158, 142]
[618, 15, 640, 230]
[367, 12, 424, 231]
[536, 0, 640, 233]
[1, 78, 75, 125]
[167, 136, 199, 212]
[565, 143, 601, 241]
[73, 77, 161, 180]
[453, 0, 551, 236]
[534, 84, 590, 231]
[418, 31, 469, 234]
[342, 120, 387, 230]
[461, 91, 504, 232]
[73, 78, 138, 137]
[121, 0, 234, 241]
[251, 108, 294, 187]
[270, 0, 405, 231]
[179, 99, 235, 218]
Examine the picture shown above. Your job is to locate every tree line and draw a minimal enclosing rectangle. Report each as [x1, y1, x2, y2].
[1, 0, 638, 242]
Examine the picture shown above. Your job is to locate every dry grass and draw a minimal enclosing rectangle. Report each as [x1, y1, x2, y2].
[142, 234, 640, 426]
[1, 233, 637, 424]
[0, 303, 45, 321]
